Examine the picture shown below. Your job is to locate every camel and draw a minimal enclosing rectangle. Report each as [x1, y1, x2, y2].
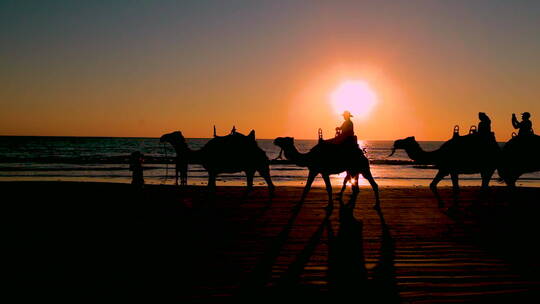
[273, 137, 380, 209]
[389, 133, 500, 206]
[498, 134, 540, 187]
[160, 130, 275, 195]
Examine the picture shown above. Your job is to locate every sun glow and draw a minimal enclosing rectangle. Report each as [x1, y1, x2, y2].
[330, 80, 377, 119]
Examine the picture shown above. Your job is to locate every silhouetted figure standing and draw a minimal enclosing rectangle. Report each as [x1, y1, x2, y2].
[129, 151, 144, 188]
[478, 112, 491, 135]
[512, 112, 533, 136]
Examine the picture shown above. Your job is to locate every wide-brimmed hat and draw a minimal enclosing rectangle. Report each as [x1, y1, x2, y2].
[342, 111, 353, 117]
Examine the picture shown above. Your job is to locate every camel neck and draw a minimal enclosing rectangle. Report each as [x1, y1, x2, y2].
[282, 143, 309, 167]
[405, 141, 436, 164]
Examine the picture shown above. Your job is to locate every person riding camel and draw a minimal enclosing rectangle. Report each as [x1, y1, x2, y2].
[337, 110, 354, 136]
[512, 112, 533, 136]
[329, 110, 356, 145]
[478, 112, 492, 136]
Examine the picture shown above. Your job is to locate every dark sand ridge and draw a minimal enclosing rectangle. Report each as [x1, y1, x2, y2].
[5, 182, 540, 302]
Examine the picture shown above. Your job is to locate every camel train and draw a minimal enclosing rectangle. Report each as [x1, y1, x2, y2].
[161, 113, 539, 208]
[390, 124, 540, 206]
[161, 126, 380, 208]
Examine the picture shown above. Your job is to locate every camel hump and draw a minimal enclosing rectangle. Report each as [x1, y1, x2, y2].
[248, 130, 255, 140]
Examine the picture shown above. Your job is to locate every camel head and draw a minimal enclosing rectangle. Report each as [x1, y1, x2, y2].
[389, 136, 417, 157]
[160, 131, 186, 145]
[273, 137, 295, 149]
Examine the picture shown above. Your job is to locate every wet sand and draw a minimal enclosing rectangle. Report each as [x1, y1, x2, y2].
[5, 181, 540, 302]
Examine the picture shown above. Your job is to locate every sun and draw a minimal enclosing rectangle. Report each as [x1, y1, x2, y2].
[330, 80, 377, 119]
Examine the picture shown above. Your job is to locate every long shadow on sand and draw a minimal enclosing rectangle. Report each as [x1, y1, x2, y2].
[250, 188, 400, 301]
[326, 193, 368, 297]
[326, 192, 399, 301]
[239, 199, 306, 294]
[276, 210, 331, 288]
[372, 208, 400, 303]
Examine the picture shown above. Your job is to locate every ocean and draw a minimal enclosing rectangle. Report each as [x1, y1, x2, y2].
[1, 136, 538, 187]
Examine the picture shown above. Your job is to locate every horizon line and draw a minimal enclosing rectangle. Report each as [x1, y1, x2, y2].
[0, 134, 508, 142]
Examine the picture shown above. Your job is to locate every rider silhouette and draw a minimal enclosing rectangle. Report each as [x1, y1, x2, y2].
[478, 112, 491, 135]
[329, 110, 356, 145]
[512, 112, 533, 136]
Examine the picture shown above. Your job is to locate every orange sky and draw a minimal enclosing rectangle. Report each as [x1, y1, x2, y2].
[1, 1, 539, 141]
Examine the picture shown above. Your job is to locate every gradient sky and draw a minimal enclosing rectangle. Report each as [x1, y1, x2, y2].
[1, 0, 539, 140]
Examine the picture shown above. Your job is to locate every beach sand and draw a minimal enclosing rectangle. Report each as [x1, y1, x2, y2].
[5, 181, 540, 302]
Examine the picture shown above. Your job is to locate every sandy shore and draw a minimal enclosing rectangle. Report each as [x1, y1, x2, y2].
[5, 181, 540, 302]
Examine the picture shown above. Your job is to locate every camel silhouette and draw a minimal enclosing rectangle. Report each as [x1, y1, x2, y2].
[160, 130, 275, 195]
[498, 134, 540, 187]
[273, 137, 380, 209]
[390, 131, 500, 206]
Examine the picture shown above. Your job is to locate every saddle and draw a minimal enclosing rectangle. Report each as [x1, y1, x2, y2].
[316, 128, 363, 158]
[452, 125, 496, 142]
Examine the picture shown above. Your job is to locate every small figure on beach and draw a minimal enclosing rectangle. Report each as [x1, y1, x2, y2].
[129, 151, 144, 188]
[512, 112, 533, 136]
[478, 112, 491, 136]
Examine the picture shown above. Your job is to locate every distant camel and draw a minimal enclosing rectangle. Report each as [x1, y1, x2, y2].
[390, 133, 500, 206]
[273, 137, 380, 209]
[498, 134, 540, 187]
[160, 130, 275, 195]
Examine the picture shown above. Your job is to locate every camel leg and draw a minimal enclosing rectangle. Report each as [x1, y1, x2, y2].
[300, 171, 318, 203]
[450, 172, 460, 207]
[245, 170, 255, 196]
[350, 175, 360, 209]
[361, 168, 380, 209]
[322, 174, 333, 210]
[430, 170, 446, 207]
[480, 169, 495, 189]
[478, 168, 495, 204]
[352, 174, 359, 189]
[509, 176, 518, 188]
[207, 172, 217, 191]
[503, 169, 519, 188]
[507, 176, 517, 188]
[174, 166, 179, 186]
[258, 166, 275, 198]
[339, 173, 350, 200]
[450, 173, 459, 193]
